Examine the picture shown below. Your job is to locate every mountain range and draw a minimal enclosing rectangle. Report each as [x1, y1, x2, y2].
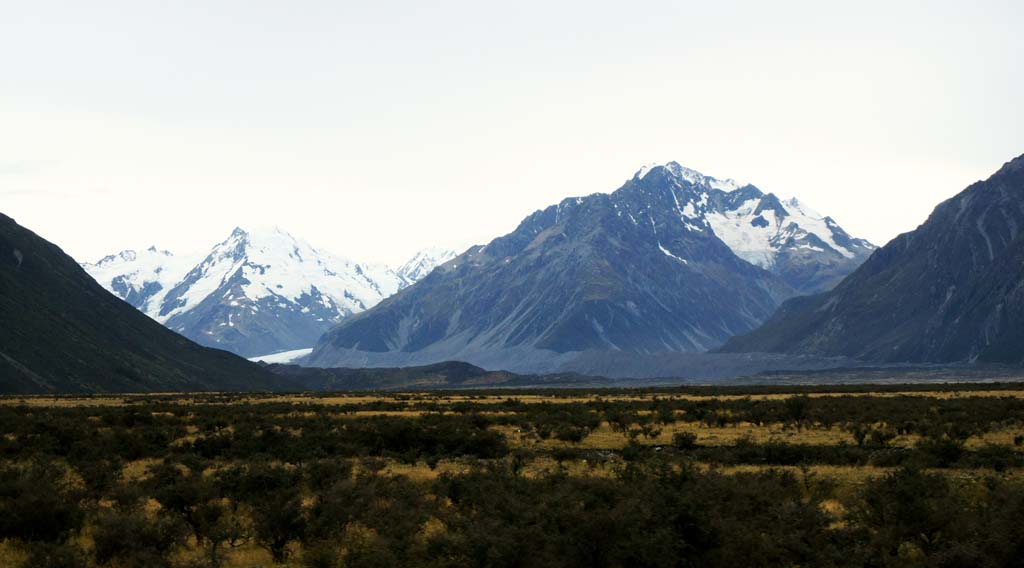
[9, 153, 1023, 393]
[83, 228, 457, 357]
[722, 154, 1024, 364]
[0, 213, 287, 393]
[306, 162, 874, 373]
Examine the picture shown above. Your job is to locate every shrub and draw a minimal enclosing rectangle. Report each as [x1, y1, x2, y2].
[19, 542, 86, 568]
[672, 432, 698, 450]
[91, 508, 188, 568]
[0, 461, 84, 544]
[219, 463, 304, 563]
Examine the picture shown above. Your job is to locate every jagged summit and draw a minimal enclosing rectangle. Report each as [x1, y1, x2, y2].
[397, 247, 459, 283]
[634, 162, 744, 192]
[619, 162, 875, 292]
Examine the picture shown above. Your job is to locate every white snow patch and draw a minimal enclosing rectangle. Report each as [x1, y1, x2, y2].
[248, 348, 314, 364]
[658, 243, 689, 264]
[796, 244, 826, 252]
[397, 247, 459, 283]
[705, 195, 854, 268]
[681, 201, 698, 218]
[81, 247, 202, 320]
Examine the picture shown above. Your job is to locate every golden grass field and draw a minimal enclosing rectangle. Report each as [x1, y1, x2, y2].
[3, 387, 1022, 567]
[7, 387, 1020, 478]
[7, 388, 1024, 408]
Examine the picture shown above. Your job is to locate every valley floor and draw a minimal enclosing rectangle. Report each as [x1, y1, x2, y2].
[2, 383, 1023, 566]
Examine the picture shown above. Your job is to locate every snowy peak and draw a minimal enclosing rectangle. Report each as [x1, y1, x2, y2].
[83, 227, 408, 357]
[635, 161, 743, 192]
[625, 161, 875, 293]
[208, 225, 295, 263]
[397, 247, 459, 283]
[160, 225, 404, 323]
[81, 247, 198, 315]
[703, 189, 871, 267]
[92, 247, 173, 266]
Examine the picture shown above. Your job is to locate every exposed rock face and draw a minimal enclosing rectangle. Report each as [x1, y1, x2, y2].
[308, 162, 872, 372]
[722, 154, 1024, 365]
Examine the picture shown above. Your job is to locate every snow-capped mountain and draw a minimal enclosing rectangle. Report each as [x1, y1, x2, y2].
[637, 162, 875, 293]
[397, 247, 459, 282]
[84, 227, 407, 357]
[635, 162, 744, 192]
[307, 162, 875, 373]
[81, 247, 201, 316]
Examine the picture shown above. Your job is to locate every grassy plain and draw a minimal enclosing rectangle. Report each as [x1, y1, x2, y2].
[2, 384, 1024, 567]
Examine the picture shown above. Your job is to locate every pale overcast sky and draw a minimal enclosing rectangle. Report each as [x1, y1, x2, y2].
[2, 1, 1022, 266]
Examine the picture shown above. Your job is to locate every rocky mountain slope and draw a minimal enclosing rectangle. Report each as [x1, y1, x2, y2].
[0, 212, 288, 394]
[722, 154, 1024, 365]
[306, 162, 873, 373]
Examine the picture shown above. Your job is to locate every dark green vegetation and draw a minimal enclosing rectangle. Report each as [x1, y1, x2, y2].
[724, 153, 1024, 365]
[2, 384, 1024, 567]
[0, 213, 289, 394]
[265, 360, 614, 390]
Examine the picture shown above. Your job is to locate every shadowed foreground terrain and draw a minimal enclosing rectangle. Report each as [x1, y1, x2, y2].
[2, 384, 1024, 567]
